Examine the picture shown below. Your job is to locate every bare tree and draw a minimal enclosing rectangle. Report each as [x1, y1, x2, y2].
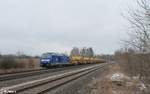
[121, 0, 150, 84]
[70, 47, 80, 56]
[124, 0, 150, 53]
[80, 47, 87, 57]
[71, 47, 94, 57]
[87, 47, 94, 57]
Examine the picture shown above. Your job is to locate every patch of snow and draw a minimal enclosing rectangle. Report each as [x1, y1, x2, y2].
[138, 82, 146, 91]
[92, 77, 96, 80]
[110, 73, 124, 82]
[132, 74, 140, 80]
[112, 90, 118, 94]
[0, 88, 16, 94]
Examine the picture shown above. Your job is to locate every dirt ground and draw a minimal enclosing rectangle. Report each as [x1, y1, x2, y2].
[87, 63, 148, 94]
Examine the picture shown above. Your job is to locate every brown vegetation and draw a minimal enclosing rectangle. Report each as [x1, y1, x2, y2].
[0, 56, 40, 73]
[88, 63, 147, 94]
[114, 0, 150, 91]
[114, 49, 150, 87]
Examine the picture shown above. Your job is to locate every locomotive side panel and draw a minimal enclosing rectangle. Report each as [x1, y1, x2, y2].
[40, 53, 70, 68]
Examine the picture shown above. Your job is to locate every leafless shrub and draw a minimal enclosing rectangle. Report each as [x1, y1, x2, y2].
[118, 0, 150, 85]
[28, 58, 36, 68]
[0, 56, 25, 70]
[123, 0, 150, 53]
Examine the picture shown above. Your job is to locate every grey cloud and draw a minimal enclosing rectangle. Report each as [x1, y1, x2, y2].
[0, 0, 133, 55]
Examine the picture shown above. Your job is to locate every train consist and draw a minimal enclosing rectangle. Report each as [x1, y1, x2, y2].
[40, 52, 105, 68]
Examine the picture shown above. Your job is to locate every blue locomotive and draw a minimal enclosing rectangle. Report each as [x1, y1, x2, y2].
[40, 52, 70, 67]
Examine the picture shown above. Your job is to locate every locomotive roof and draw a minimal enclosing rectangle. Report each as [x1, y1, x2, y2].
[42, 52, 68, 56]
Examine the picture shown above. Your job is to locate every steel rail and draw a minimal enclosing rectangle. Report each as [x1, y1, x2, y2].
[37, 66, 103, 94]
[1, 64, 105, 94]
[0, 64, 97, 82]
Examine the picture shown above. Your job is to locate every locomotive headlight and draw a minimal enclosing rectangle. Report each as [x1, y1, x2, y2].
[41, 59, 50, 62]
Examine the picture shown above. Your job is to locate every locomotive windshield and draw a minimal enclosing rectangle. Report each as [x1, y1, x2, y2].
[41, 53, 51, 58]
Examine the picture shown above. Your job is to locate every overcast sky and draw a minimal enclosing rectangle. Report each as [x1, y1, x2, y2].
[0, 0, 134, 55]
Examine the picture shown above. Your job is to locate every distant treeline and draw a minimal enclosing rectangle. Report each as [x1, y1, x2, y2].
[70, 47, 94, 57]
[0, 54, 40, 59]
[0, 54, 40, 70]
[70, 47, 114, 61]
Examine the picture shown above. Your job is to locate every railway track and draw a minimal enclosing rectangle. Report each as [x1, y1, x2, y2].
[0, 69, 46, 81]
[1, 64, 105, 94]
[0, 68, 44, 75]
[0, 65, 93, 81]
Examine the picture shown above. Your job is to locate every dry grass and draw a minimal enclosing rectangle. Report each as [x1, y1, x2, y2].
[87, 63, 147, 94]
[0, 58, 40, 74]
